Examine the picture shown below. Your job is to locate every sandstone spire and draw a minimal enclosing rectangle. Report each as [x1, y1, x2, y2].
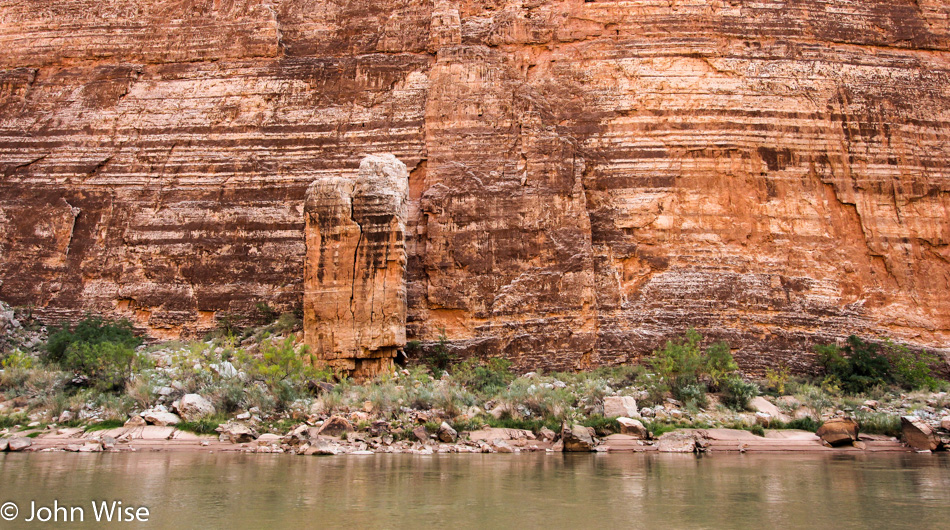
[304, 154, 409, 379]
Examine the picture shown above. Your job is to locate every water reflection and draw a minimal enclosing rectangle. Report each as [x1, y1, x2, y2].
[0, 452, 947, 528]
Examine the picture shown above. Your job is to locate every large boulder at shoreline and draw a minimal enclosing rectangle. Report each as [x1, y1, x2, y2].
[143, 409, 181, 427]
[657, 431, 697, 453]
[901, 416, 939, 451]
[317, 416, 354, 437]
[217, 422, 258, 444]
[467, 428, 534, 443]
[617, 417, 648, 439]
[817, 418, 859, 447]
[604, 396, 639, 418]
[940, 416, 950, 432]
[7, 436, 32, 452]
[437, 422, 458, 443]
[561, 424, 595, 452]
[176, 394, 215, 422]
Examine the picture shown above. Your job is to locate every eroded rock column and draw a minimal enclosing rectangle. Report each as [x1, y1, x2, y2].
[304, 154, 409, 379]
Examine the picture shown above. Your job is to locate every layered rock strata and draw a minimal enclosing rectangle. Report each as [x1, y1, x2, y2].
[0, 1, 948, 372]
[304, 154, 409, 378]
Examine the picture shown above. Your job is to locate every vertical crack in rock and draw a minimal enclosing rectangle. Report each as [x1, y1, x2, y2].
[304, 154, 409, 380]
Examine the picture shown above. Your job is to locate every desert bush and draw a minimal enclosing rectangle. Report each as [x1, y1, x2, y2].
[765, 364, 790, 394]
[45, 316, 141, 365]
[816, 336, 941, 393]
[721, 376, 759, 411]
[426, 328, 455, 374]
[451, 357, 515, 395]
[650, 329, 739, 402]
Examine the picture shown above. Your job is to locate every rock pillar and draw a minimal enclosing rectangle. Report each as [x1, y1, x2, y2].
[304, 154, 409, 379]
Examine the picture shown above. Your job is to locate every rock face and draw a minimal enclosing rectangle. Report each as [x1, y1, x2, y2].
[561, 423, 595, 452]
[304, 154, 409, 378]
[0, 1, 948, 372]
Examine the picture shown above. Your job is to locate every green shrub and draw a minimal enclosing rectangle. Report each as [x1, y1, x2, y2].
[649, 329, 739, 403]
[452, 357, 515, 395]
[721, 376, 759, 411]
[243, 337, 326, 389]
[650, 329, 703, 392]
[178, 416, 227, 435]
[426, 328, 454, 373]
[255, 302, 278, 324]
[815, 336, 941, 393]
[702, 341, 737, 390]
[62, 341, 137, 391]
[765, 364, 790, 394]
[45, 316, 141, 366]
[883, 340, 939, 391]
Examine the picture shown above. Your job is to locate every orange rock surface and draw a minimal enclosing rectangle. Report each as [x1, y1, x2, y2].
[0, 1, 947, 372]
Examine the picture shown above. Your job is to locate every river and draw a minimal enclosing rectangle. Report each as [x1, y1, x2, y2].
[1, 452, 948, 528]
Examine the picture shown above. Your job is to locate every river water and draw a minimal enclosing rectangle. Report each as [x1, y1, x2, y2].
[1, 452, 948, 528]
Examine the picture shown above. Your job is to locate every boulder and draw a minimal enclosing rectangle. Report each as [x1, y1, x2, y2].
[561, 424, 595, 452]
[308, 438, 343, 455]
[7, 436, 32, 452]
[816, 418, 859, 447]
[101, 435, 116, 450]
[437, 422, 458, 443]
[749, 397, 782, 417]
[0, 439, 7, 451]
[143, 409, 181, 427]
[940, 416, 950, 432]
[176, 394, 215, 421]
[616, 417, 648, 439]
[124, 415, 146, 427]
[901, 416, 939, 451]
[317, 415, 354, 437]
[256, 433, 282, 446]
[493, 439, 514, 453]
[604, 396, 639, 418]
[538, 427, 557, 442]
[412, 425, 430, 443]
[657, 430, 697, 453]
[217, 422, 258, 444]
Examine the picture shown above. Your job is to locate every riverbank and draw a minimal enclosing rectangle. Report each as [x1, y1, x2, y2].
[2, 305, 949, 456]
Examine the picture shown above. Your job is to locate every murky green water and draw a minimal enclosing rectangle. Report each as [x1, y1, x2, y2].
[1, 452, 948, 528]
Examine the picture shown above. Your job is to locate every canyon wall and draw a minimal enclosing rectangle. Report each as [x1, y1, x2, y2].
[0, 0, 948, 372]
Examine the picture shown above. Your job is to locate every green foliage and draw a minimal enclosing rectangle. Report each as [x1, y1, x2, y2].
[62, 341, 137, 391]
[649, 329, 739, 403]
[426, 328, 455, 373]
[721, 376, 759, 411]
[451, 357, 515, 395]
[650, 329, 704, 392]
[749, 424, 765, 437]
[579, 416, 620, 436]
[883, 340, 939, 391]
[816, 336, 941, 393]
[0, 413, 29, 429]
[1, 350, 34, 371]
[84, 419, 125, 432]
[702, 341, 738, 390]
[255, 302, 278, 324]
[765, 364, 790, 394]
[177, 416, 226, 435]
[855, 411, 900, 437]
[243, 338, 326, 389]
[45, 316, 141, 366]
[772, 417, 820, 432]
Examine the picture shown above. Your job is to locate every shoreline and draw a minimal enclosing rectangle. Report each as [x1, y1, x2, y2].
[7, 424, 916, 456]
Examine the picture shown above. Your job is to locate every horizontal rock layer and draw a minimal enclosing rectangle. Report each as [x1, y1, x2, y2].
[0, 0, 948, 371]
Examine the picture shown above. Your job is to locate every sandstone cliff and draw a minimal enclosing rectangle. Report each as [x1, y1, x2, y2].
[0, 1, 948, 372]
